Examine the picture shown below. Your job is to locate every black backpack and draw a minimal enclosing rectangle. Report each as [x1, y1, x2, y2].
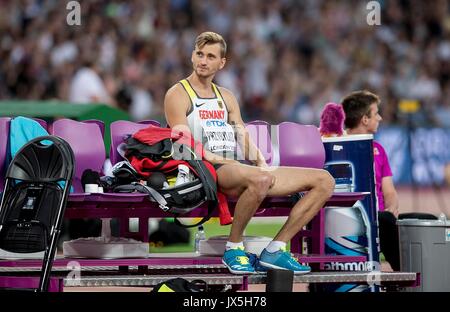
[116, 137, 219, 228]
[151, 278, 208, 292]
[113, 170, 216, 228]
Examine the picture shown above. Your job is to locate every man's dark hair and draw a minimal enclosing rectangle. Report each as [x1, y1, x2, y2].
[341, 90, 380, 129]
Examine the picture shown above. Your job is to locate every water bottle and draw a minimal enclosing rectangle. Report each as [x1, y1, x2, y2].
[194, 225, 206, 254]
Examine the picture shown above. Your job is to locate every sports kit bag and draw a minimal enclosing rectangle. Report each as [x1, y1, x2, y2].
[114, 126, 218, 228]
[151, 278, 208, 292]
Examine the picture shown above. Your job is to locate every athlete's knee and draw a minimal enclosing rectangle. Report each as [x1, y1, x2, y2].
[247, 172, 273, 201]
[315, 170, 335, 197]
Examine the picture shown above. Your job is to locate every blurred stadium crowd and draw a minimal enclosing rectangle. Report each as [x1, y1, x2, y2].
[1, 0, 450, 126]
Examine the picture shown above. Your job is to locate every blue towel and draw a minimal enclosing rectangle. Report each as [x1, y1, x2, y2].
[10, 116, 49, 158]
[9, 116, 73, 192]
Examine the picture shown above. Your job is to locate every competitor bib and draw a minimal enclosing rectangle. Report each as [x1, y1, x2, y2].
[202, 120, 236, 154]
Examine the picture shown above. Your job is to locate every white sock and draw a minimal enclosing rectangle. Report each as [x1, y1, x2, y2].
[265, 241, 286, 253]
[225, 241, 244, 251]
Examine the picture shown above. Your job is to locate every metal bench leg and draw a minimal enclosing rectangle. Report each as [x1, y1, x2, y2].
[311, 209, 325, 255]
[119, 217, 129, 238]
[138, 218, 149, 242]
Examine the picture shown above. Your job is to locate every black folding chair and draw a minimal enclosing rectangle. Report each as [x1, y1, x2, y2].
[0, 136, 74, 291]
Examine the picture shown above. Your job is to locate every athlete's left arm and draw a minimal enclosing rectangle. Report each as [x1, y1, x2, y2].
[382, 176, 399, 218]
[220, 87, 268, 167]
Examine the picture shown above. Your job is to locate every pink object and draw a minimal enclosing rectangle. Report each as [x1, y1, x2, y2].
[319, 102, 345, 137]
[373, 141, 393, 212]
[51, 119, 105, 192]
[0, 117, 10, 192]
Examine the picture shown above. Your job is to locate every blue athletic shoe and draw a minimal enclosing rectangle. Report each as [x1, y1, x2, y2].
[222, 247, 255, 274]
[246, 252, 268, 273]
[259, 248, 311, 274]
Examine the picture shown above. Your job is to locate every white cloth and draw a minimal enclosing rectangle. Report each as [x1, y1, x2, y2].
[265, 241, 287, 253]
[69, 67, 110, 105]
[130, 87, 153, 120]
[225, 241, 244, 251]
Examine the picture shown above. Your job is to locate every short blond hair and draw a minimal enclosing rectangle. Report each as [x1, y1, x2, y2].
[195, 31, 227, 58]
